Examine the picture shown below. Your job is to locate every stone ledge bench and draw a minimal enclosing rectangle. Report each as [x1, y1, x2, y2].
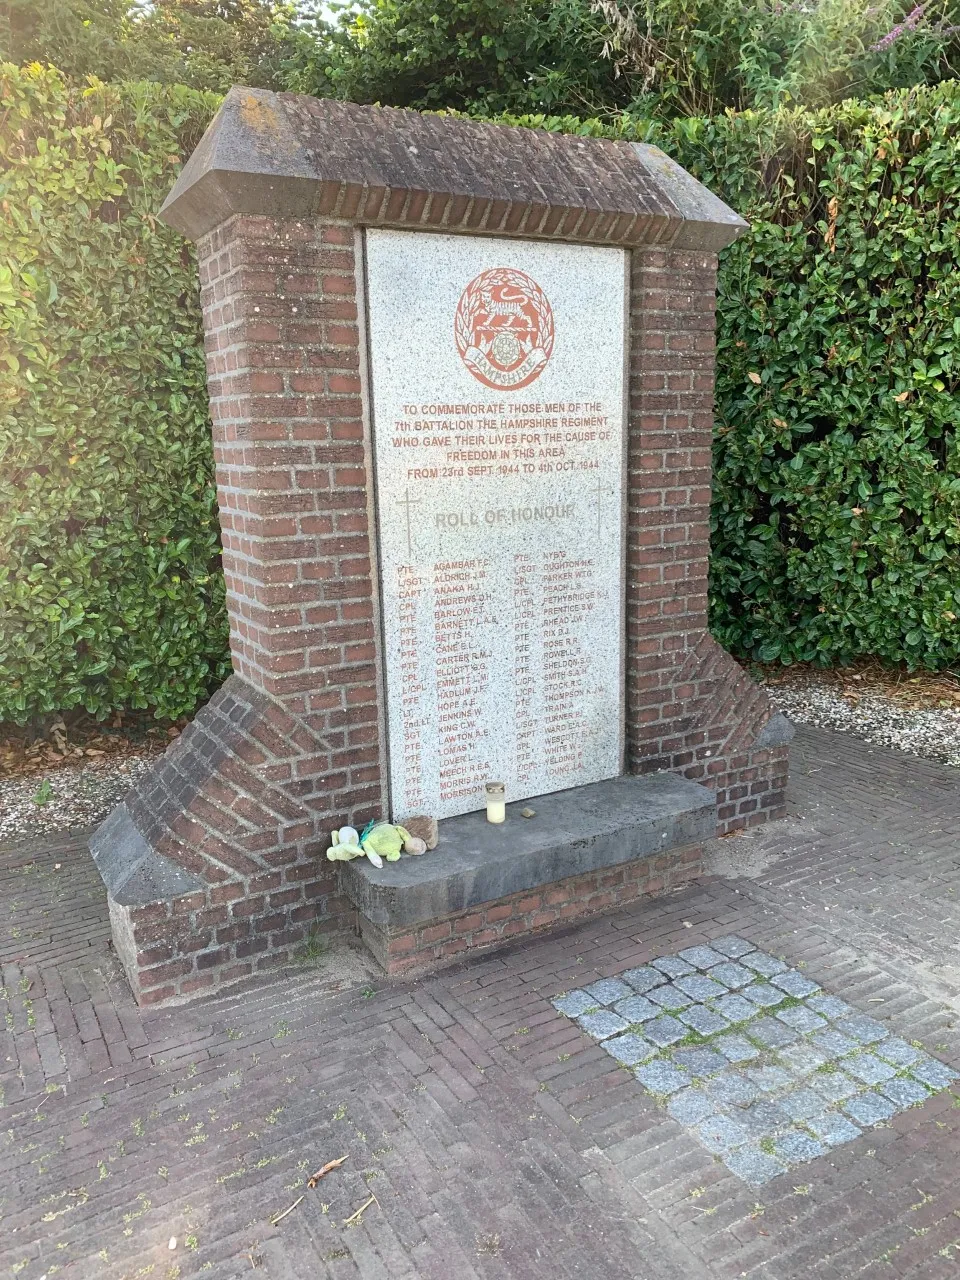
[340, 773, 715, 975]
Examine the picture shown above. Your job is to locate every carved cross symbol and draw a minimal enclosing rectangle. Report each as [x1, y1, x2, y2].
[397, 487, 421, 557]
[591, 477, 613, 540]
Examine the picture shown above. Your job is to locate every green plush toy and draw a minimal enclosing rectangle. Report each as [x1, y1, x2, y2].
[327, 821, 428, 869]
[361, 822, 410, 863]
[326, 826, 364, 863]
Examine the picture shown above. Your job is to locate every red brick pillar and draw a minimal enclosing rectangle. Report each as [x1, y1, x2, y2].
[626, 248, 791, 831]
[92, 216, 388, 1005]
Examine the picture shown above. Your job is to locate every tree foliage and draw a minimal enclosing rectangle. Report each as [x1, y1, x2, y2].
[0, 0, 298, 92]
[290, 0, 960, 120]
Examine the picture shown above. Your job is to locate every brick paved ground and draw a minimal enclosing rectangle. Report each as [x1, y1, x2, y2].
[3, 724, 960, 1280]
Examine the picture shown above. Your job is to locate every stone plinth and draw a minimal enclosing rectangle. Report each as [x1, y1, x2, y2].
[90, 89, 793, 1007]
[341, 774, 713, 974]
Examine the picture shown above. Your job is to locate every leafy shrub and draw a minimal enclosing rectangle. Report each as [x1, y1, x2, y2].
[3, 68, 959, 732]
[0, 64, 227, 723]
[504, 87, 960, 667]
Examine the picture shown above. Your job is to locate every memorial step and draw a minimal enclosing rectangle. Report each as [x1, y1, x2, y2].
[341, 773, 715, 972]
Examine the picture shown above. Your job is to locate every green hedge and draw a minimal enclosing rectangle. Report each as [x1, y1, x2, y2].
[0, 65, 227, 722]
[503, 93, 960, 669]
[3, 68, 959, 725]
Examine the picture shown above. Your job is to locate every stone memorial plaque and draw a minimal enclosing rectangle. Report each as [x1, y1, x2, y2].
[366, 229, 627, 821]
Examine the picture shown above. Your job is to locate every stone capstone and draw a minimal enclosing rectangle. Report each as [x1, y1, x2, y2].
[340, 772, 715, 929]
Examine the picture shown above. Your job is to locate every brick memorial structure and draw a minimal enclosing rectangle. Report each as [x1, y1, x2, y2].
[91, 89, 793, 1006]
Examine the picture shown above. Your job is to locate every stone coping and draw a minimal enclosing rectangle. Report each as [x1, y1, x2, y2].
[159, 88, 748, 251]
[91, 802, 203, 907]
[340, 773, 715, 929]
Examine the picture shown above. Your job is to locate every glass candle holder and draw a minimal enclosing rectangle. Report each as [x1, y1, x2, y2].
[485, 781, 506, 824]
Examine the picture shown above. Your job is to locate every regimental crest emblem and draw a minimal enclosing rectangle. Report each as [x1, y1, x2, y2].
[454, 267, 555, 390]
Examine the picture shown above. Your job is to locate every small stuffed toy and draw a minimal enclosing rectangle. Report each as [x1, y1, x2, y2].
[328, 821, 429, 868]
[326, 826, 365, 863]
[360, 822, 406, 863]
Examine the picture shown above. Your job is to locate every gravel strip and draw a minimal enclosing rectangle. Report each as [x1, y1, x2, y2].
[762, 677, 960, 769]
[2, 668, 956, 845]
[0, 751, 163, 842]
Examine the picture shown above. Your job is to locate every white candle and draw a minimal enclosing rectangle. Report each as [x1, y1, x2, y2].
[486, 781, 506, 824]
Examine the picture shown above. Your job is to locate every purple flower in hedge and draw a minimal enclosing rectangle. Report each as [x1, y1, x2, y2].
[871, 4, 926, 51]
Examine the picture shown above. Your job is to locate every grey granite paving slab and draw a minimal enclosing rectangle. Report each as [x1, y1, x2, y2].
[584, 977, 634, 1006]
[811, 1028, 859, 1059]
[745, 1064, 796, 1093]
[706, 1072, 762, 1106]
[647, 983, 695, 1011]
[666, 1088, 716, 1126]
[679, 1004, 731, 1037]
[875, 1037, 923, 1069]
[748, 1017, 800, 1050]
[672, 1046, 728, 1078]
[779, 1087, 828, 1121]
[708, 961, 754, 989]
[812, 1070, 860, 1103]
[675, 974, 728, 1002]
[776, 1005, 827, 1034]
[634, 1060, 690, 1095]
[697, 1114, 749, 1154]
[552, 936, 960, 1190]
[677, 945, 727, 970]
[711, 935, 757, 959]
[721, 1146, 787, 1185]
[714, 1033, 761, 1063]
[738, 1100, 791, 1139]
[776, 1043, 830, 1077]
[621, 965, 666, 993]
[651, 955, 695, 979]
[771, 970, 821, 998]
[742, 951, 788, 978]
[551, 990, 596, 1017]
[837, 1014, 889, 1045]
[805, 1112, 862, 1148]
[644, 1014, 688, 1047]
[713, 994, 758, 1023]
[613, 994, 659, 1023]
[772, 1130, 826, 1164]
[743, 982, 786, 1009]
[603, 1032, 655, 1066]
[911, 1057, 959, 1090]
[880, 1076, 930, 1108]
[845, 1052, 897, 1086]
[806, 994, 854, 1020]
[842, 1091, 897, 1126]
[578, 1010, 629, 1040]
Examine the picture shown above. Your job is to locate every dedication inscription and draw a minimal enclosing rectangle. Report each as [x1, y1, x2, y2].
[366, 230, 627, 821]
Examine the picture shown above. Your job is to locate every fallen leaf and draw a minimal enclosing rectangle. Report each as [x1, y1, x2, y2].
[307, 1155, 348, 1188]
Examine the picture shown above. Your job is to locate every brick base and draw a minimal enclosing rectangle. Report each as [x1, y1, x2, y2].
[107, 861, 357, 1007]
[357, 842, 704, 977]
[713, 744, 790, 835]
[92, 667, 788, 1004]
[90, 673, 365, 1007]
